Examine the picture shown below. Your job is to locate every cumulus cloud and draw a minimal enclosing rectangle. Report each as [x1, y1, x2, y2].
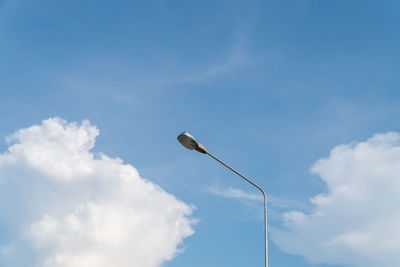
[0, 118, 195, 267]
[272, 132, 400, 267]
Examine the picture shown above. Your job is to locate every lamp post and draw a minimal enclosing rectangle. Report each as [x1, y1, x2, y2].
[177, 132, 268, 267]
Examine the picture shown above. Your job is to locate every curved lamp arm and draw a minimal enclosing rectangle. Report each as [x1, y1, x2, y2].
[206, 151, 268, 267]
[177, 131, 268, 267]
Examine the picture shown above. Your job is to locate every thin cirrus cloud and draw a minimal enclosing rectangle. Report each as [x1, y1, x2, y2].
[272, 132, 400, 267]
[207, 186, 263, 201]
[207, 185, 309, 210]
[176, 34, 251, 84]
[0, 118, 195, 267]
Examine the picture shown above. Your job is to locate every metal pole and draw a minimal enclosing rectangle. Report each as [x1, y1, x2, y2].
[206, 151, 268, 267]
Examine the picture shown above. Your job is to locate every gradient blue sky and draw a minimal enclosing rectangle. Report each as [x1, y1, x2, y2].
[1, 1, 400, 266]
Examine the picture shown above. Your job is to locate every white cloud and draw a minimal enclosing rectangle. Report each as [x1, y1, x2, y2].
[0, 118, 195, 267]
[272, 132, 400, 267]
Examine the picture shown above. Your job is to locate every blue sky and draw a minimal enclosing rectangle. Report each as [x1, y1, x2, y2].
[1, 1, 400, 267]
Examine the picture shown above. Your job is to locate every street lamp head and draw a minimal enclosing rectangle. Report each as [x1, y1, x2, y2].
[177, 132, 207, 154]
[177, 132, 197, 150]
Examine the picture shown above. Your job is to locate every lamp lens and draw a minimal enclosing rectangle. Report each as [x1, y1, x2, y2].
[177, 132, 198, 150]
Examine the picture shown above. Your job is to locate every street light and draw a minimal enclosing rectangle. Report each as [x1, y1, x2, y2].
[177, 131, 269, 267]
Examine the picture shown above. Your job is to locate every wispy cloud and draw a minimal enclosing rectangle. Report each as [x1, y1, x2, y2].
[206, 185, 308, 211]
[207, 186, 263, 201]
[268, 196, 310, 210]
[176, 32, 251, 84]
